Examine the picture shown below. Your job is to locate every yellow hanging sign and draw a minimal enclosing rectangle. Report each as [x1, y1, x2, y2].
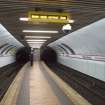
[28, 11, 70, 24]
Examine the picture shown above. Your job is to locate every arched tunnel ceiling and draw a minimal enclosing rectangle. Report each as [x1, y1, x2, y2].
[0, 24, 23, 55]
[0, 0, 105, 47]
[49, 18, 105, 56]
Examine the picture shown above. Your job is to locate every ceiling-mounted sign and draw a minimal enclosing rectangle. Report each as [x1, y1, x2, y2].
[28, 11, 70, 24]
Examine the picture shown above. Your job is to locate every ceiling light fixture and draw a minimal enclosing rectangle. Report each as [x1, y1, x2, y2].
[27, 42, 45, 44]
[19, 17, 29, 21]
[25, 36, 51, 39]
[62, 24, 72, 34]
[23, 30, 58, 33]
[26, 39, 46, 42]
[62, 24, 72, 30]
[68, 19, 75, 23]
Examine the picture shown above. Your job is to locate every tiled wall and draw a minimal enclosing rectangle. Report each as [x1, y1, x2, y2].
[58, 56, 105, 82]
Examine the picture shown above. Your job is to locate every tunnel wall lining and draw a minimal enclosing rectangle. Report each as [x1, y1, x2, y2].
[0, 24, 24, 67]
[58, 55, 105, 82]
[0, 56, 15, 68]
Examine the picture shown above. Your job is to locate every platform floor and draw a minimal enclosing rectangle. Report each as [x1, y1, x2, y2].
[0, 61, 91, 105]
[17, 62, 74, 105]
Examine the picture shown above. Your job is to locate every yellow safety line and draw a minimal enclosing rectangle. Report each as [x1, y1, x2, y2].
[41, 62, 92, 105]
[0, 63, 29, 105]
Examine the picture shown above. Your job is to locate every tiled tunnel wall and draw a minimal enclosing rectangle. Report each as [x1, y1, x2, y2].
[0, 24, 23, 67]
[58, 56, 105, 82]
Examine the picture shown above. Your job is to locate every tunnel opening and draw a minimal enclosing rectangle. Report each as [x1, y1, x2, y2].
[16, 47, 30, 64]
[40, 47, 57, 65]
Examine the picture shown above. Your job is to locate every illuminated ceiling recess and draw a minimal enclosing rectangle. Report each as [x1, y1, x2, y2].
[19, 17, 29, 21]
[27, 42, 45, 44]
[28, 11, 70, 24]
[62, 24, 72, 30]
[19, 17, 74, 24]
[26, 39, 47, 42]
[23, 30, 58, 33]
[25, 36, 51, 39]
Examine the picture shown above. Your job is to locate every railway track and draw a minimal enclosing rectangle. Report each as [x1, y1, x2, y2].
[0, 62, 23, 101]
[48, 63, 105, 105]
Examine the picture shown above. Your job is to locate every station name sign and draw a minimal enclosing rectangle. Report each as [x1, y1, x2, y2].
[28, 11, 70, 23]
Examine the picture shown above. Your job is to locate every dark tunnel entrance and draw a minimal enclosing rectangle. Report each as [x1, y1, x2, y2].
[16, 47, 30, 64]
[40, 47, 57, 64]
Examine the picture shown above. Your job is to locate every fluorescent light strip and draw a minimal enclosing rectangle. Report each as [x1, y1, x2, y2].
[29, 44, 42, 46]
[25, 36, 51, 39]
[28, 43, 45, 45]
[68, 19, 75, 23]
[26, 39, 46, 42]
[19, 17, 29, 21]
[29, 44, 42, 45]
[27, 42, 44, 44]
[19, 17, 75, 24]
[29, 46, 41, 48]
[23, 30, 58, 33]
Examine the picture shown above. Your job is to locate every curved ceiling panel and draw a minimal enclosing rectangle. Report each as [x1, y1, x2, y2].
[5, 47, 17, 54]
[49, 18, 105, 56]
[61, 43, 75, 54]
[54, 46, 65, 54]
[58, 45, 69, 54]
[0, 24, 23, 47]
[0, 24, 23, 55]
[3, 46, 17, 55]
[1, 45, 13, 54]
